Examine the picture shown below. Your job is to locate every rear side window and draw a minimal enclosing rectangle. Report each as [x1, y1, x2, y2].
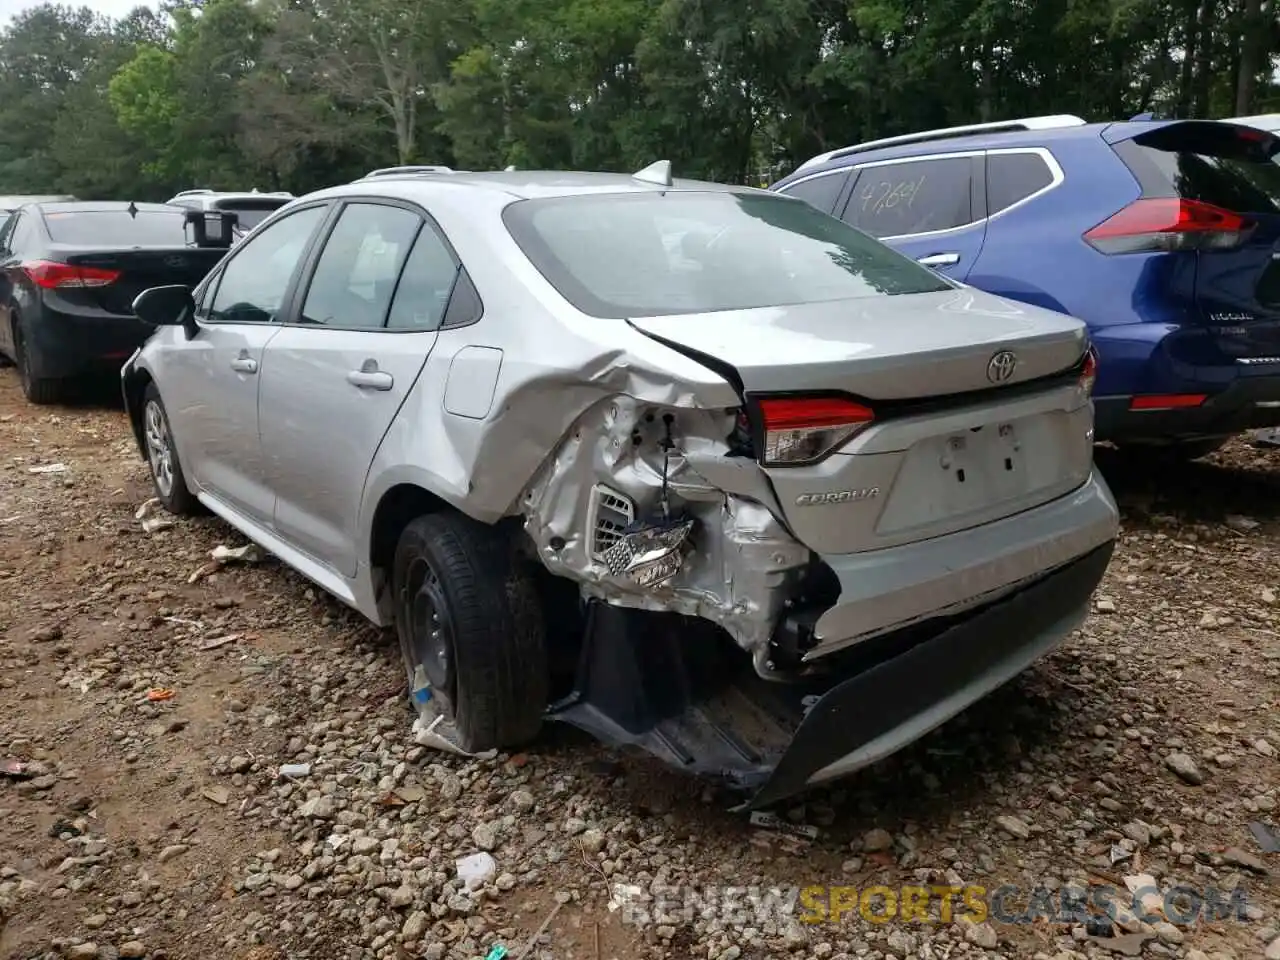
[777, 170, 848, 213]
[987, 152, 1055, 214]
[1114, 122, 1280, 214]
[840, 157, 974, 238]
[41, 209, 191, 245]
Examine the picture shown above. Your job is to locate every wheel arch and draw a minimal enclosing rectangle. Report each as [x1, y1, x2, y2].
[365, 479, 528, 621]
[369, 483, 453, 580]
[122, 364, 153, 458]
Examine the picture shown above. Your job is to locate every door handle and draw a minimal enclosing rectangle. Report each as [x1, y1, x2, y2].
[347, 369, 394, 391]
[230, 356, 257, 374]
[917, 252, 961, 267]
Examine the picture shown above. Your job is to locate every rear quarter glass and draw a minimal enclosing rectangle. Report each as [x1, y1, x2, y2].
[1112, 123, 1280, 213]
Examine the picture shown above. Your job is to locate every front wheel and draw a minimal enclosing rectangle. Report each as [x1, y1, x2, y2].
[142, 383, 200, 515]
[392, 512, 548, 753]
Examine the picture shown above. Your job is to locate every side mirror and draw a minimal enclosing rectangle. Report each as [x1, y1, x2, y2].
[133, 284, 198, 339]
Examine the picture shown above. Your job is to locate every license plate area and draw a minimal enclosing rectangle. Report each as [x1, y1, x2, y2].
[875, 413, 1071, 537]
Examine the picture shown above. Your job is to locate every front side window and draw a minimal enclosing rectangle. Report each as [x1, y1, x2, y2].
[841, 157, 975, 238]
[299, 202, 422, 328]
[208, 205, 327, 324]
[502, 190, 952, 319]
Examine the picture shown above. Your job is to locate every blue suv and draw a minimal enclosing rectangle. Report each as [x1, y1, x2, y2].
[770, 115, 1280, 457]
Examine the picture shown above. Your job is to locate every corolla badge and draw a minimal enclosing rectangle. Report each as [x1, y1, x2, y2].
[986, 350, 1018, 383]
[795, 488, 880, 506]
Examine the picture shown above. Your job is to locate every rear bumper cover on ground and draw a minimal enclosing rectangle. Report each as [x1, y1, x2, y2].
[550, 536, 1116, 810]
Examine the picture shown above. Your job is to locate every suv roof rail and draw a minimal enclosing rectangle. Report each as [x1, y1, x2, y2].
[361, 165, 453, 179]
[793, 114, 1089, 175]
[171, 188, 214, 197]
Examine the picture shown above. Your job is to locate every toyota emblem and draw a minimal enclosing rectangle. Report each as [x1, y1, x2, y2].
[987, 350, 1018, 383]
[163, 255, 187, 268]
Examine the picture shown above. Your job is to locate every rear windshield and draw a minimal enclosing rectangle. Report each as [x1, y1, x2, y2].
[42, 209, 190, 246]
[214, 202, 286, 230]
[1116, 122, 1280, 214]
[501, 191, 952, 318]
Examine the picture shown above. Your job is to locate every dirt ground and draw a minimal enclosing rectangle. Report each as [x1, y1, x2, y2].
[0, 368, 1278, 960]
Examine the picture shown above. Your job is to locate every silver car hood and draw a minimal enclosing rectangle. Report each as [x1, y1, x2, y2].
[626, 287, 1089, 400]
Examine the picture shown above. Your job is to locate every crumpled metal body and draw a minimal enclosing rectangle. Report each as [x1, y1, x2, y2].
[521, 394, 810, 660]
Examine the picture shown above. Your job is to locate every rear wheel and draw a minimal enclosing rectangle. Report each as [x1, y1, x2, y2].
[142, 383, 200, 515]
[391, 512, 548, 753]
[12, 315, 63, 405]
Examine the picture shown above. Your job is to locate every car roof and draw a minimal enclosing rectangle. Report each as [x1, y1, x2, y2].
[317, 168, 766, 202]
[778, 116, 1254, 183]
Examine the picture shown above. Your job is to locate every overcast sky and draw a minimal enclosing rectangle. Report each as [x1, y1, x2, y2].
[0, 0, 155, 23]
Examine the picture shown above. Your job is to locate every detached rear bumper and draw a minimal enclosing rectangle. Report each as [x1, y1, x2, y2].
[754, 538, 1112, 808]
[550, 535, 1115, 810]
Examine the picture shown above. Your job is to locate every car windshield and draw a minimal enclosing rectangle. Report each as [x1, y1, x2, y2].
[42, 209, 190, 246]
[501, 190, 952, 318]
[216, 203, 284, 230]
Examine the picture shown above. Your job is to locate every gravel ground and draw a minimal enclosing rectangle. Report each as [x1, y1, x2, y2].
[0, 369, 1278, 960]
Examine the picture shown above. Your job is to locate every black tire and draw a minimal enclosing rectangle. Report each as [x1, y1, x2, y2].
[12, 315, 63, 405]
[392, 512, 548, 753]
[141, 383, 200, 515]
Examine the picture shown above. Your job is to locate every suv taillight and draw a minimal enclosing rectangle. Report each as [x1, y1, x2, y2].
[22, 260, 121, 289]
[1083, 198, 1253, 254]
[755, 396, 874, 466]
[1080, 344, 1098, 396]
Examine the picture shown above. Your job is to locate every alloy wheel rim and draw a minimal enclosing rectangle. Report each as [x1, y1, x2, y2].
[143, 400, 175, 497]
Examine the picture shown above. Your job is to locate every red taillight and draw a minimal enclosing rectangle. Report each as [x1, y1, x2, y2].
[22, 260, 121, 290]
[1129, 393, 1207, 411]
[756, 396, 875, 466]
[1080, 345, 1098, 396]
[1083, 198, 1253, 254]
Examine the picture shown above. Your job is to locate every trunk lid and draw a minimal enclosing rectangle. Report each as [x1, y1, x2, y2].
[627, 288, 1088, 399]
[53, 246, 226, 316]
[1106, 120, 1280, 359]
[630, 290, 1095, 556]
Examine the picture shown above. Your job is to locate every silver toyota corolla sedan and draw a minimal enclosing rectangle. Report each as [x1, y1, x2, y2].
[121, 162, 1119, 809]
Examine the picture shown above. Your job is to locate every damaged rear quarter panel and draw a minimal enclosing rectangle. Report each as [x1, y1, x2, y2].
[355, 183, 743, 555]
[521, 395, 811, 661]
[355, 185, 809, 656]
